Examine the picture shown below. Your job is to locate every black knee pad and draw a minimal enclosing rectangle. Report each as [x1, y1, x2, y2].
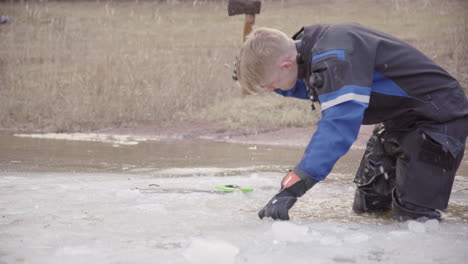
[353, 125, 396, 213]
[353, 187, 392, 213]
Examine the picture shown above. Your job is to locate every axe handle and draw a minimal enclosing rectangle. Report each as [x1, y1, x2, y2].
[243, 14, 256, 42]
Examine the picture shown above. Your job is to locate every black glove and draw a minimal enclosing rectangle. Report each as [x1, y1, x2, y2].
[258, 169, 317, 220]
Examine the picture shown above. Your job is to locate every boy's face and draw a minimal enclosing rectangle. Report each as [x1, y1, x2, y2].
[260, 56, 298, 93]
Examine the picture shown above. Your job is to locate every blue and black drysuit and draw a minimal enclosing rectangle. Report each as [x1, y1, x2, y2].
[276, 23, 468, 211]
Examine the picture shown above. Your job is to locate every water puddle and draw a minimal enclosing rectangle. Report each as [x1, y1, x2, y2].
[1, 131, 304, 174]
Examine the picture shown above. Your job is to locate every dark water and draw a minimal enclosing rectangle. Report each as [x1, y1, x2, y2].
[1, 131, 466, 178]
[0, 131, 306, 174]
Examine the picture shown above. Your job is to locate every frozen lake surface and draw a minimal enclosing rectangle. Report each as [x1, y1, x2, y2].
[1, 132, 467, 263]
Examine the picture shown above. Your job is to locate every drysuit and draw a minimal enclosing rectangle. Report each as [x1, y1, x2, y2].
[274, 23, 468, 218]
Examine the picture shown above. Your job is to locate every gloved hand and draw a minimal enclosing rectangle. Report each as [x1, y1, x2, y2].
[258, 169, 317, 220]
[258, 187, 298, 220]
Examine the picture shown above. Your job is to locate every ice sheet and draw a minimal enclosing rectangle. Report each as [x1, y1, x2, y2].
[1, 171, 468, 264]
[14, 133, 157, 146]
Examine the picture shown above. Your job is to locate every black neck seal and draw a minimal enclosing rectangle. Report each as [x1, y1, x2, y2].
[293, 24, 330, 80]
[292, 24, 330, 110]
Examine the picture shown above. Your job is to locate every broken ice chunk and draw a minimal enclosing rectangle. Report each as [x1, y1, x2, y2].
[272, 222, 309, 242]
[408, 221, 425, 233]
[183, 237, 239, 264]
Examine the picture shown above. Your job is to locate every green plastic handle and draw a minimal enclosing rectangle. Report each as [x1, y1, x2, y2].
[215, 185, 253, 193]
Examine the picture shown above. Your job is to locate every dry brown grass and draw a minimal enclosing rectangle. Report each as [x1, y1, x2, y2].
[0, 0, 467, 132]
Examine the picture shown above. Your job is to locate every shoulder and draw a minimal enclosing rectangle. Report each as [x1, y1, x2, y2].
[314, 23, 361, 52]
[314, 23, 378, 55]
[327, 23, 362, 34]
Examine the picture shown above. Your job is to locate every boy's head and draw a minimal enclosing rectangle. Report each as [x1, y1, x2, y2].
[236, 27, 298, 94]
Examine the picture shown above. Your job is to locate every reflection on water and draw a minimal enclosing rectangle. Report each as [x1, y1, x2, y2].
[1, 130, 466, 178]
[0, 131, 306, 174]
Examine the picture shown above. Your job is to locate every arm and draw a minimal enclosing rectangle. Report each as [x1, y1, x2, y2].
[258, 93, 370, 220]
[295, 25, 376, 182]
[274, 79, 310, 100]
[295, 85, 371, 180]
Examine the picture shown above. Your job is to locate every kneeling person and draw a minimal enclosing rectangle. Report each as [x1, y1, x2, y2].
[235, 23, 468, 221]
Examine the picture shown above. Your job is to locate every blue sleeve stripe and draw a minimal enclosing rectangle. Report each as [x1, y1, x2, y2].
[312, 49, 346, 62]
[372, 71, 410, 97]
[318, 85, 371, 110]
[321, 93, 369, 110]
[274, 79, 309, 100]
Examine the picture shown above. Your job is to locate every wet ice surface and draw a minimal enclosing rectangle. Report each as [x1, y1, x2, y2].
[14, 133, 154, 146]
[2, 171, 468, 264]
[1, 132, 468, 263]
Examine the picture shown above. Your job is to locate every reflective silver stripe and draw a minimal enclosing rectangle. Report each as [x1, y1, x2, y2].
[321, 93, 370, 111]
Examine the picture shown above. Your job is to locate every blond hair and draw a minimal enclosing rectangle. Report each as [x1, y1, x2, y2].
[236, 27, 293, 94]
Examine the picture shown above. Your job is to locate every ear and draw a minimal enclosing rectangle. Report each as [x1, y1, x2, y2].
[279, 60, 293, 70]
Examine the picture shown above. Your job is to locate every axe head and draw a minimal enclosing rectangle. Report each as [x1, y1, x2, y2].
[228, 0, 261, 16]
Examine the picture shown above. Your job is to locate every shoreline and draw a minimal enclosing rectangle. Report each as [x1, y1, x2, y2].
[4, 121, 375, 150]
[96, 121, 375, 150]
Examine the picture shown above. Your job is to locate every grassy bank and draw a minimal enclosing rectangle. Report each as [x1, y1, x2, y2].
[0, 0, 467, 132]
